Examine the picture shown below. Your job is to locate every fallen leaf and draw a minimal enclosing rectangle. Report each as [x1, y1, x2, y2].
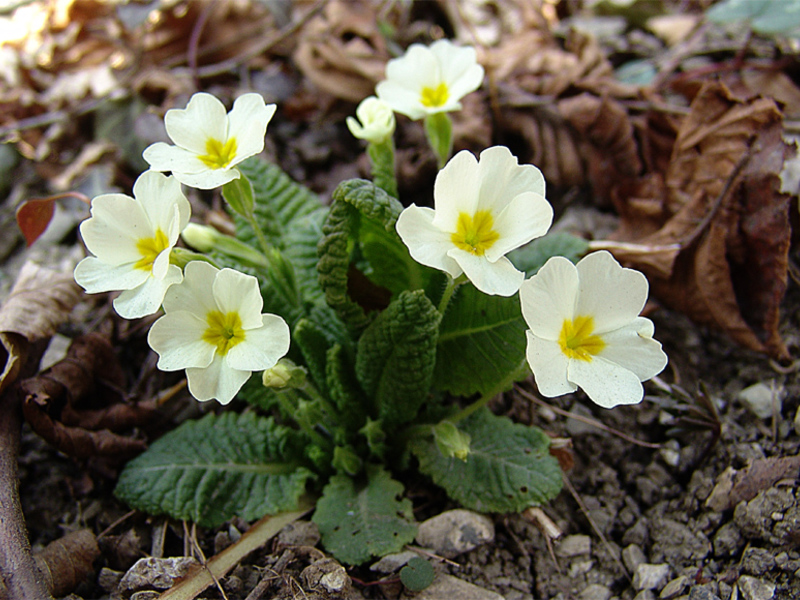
[33, 529, 100, 598]
[706, 456, 800, 512]
[15, 197, 56, 247]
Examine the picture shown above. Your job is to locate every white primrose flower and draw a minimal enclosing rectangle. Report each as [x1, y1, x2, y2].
[376, 39, 484, 120]
[395, 146, 553, 296]
[346, 96, 396, 144]
[147, 261, 290, 405]
[520, 251, 668, 409]
[73, 171, 190, 319]
[143, 92, 276, 189]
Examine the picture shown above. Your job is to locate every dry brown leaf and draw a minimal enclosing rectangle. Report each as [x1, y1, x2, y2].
[33, 529, 100, 598]
[609, 83, 792, 358]
[293, 0, 389, 102]
[706, 456, 800, 512]
[20, 333, 153, 460]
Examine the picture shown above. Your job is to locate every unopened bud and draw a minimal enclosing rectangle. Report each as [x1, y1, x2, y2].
[433, 421, 471, 461]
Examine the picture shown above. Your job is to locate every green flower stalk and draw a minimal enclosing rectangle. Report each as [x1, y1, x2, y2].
[347, 96, 398, 197]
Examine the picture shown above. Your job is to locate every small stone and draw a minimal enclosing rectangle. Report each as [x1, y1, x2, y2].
[660, 575, 689, 599]
[370, 550, 417, 573]
[568, 559, 594, 577]
[634, 591, 657, 600]
[623, 544, 647, 572]
[633, 563, 671, 591]
[688, 585, 721, 600]
[131, 592, 160, 600]
[416, 509, 494, 558]
[118, 557, 199, 594]
[97, 568, 123, 593]
[555, 534, 592, 557]
[794, 406, 800, 436]
[737, 575, 775, 600]
[623, 518, 650, 546]
[713, 522, 744, 557]
[737, 381, 783, 420]
[277, 520, 320, 547]
[300, 558, 351, 596]
[742, 547, 776, 576]
[413, 574, 504, 600]
[577, 584, 612, 600]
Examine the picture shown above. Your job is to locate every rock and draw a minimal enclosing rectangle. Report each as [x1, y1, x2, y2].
[97, 568, 123, 593]
[555, 534, 592, 557]
[633, 563, 671, 591]
[413, 574, 504, 600]
[118, 557, 199, 594]
[634, 591, 657, 600]
[623, 518, 650, 546]
[650, 518, 710, 565]
[277, 520, 320, 547]
[734, 488, 795, 543]
[688, 585, 721, 600]
[737, 381, 784, 419]
[622, 544, 647, 572]
[737, 575, 775, 600]
[300, 558, 351, 597]
[660, 575, 689, 599]
[416, 509, 494, 558]
[577, 583, 612, 600]
[742, 547, 776, 576]
[370, 550, 417, 573]
[794, 406, 800, 436]
[712, 522, 744, 557]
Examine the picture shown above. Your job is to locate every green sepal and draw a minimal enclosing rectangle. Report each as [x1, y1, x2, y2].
[410, 408, 562, 513]
[508, 232, 589, 276]
[313, 465, 417, 565]
[115, 412, 314, 527]
[433, 283, 528, 397]
[356, 289, 441, 428]
[424, 112, 453, 169]
[222, 173, 255, 218]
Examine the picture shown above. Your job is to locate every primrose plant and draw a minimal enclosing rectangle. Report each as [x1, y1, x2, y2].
[74, 39, 667, 566]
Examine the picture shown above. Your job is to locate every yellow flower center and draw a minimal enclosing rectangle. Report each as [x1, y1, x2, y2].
[420, 82, 450, 108]
[451, 210, 500, 256]
[202, 310, 246, 356]
[558, 315, 605, 362]
[198, 137, 238, 169]
[134, 228, 169, 271]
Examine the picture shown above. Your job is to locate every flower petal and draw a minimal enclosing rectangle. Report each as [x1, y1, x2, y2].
[431, 41, 483, 102]
[476, 146, 546, 211]
[148, 309, 215, 370]
[396, 205, 462, 278]
[449, 251, 524, 296]
[598, 317, 667, 381]
[567, 355, 646, 408]
[386, 43, 441, 90]
[526, 331, 576, 397]
[432, 150, 481, 230]
[186, 354, 250, 405]
[575, 251, 649, 334]
[162, 260, 219, 317]
[142, 144, 210, 175]
[113, 264, 183, 318]
[376, 80, 427, 120]
[79, 195, 150, 264]
[164, 92, 228, 153]
[226, 314, 290, 371]
[519, 255, 578, 340]
[133, 172, 191, 237]
[73, 256, 149, 293]
[486, 191, 553, 260]
[226, 94, 275, 163]
[171, 167, 239, 190]
[212, 268, 263, 329]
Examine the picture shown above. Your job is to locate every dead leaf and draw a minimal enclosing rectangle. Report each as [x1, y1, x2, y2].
[33, 529, 100, 598]
[293, 0, 389, 102]
[608, 83, 792, 358]
[706, 456, 800, 512]
[15, 197, 56, 247]
[20, 333, 155, 460]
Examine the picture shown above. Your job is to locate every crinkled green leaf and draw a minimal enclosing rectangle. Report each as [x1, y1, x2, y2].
[317, 179, 430, 335]
[115, 412, 314, 527]
[313, 465, 417, 565]
[433, 284, 528, 397]
[410, 408, 562, 513]
[326, 343, 367, 436]
[293, 318, 331, 396]
[356, 290, 441, 427]
[508, 231, 589, 276]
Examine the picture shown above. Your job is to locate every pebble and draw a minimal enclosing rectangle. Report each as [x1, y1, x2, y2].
[712, 521, 744, 557]
[277, 520, 320, 547]
[794, 406, 800, 435]
[622, 544, 647, 572]
[118, 557, 199, 594]
[577, 584, 612, 600]
[633, 563, 671, 591]
[660, 575, 689, 599]
[555, 534, 592, 557]
[688, 585, 721, 600]
[737, 575, 775, 600]
[370, 550, 417, 573]
[634, 591, 656, 600]
[413, 574, 504, 600]
[737, 381, 783, 419]
[416, 509, 494, 558]
[742, 547, 776, 576]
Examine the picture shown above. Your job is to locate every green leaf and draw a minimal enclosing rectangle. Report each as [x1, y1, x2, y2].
[400, 557, 435, 591]
[317, 179, 430, 335]
[293, 318, 331, 396]
[433, 284, 528, 397]
[411, 408, 562, 513]
[115, 412, 314, 527]
[356, 290, 441, 427]
[313, 465, 417, 565]
[327, 343, 368, 436]
[508, 232, 589, 276]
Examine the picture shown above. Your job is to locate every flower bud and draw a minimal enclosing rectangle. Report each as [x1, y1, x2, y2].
[346, 96, 396, 144]
[433, 421, 471, 461]
[262, 358, 307, 389]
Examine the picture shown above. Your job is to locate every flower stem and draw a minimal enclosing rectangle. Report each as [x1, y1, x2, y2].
[367, 138, 398, 198]
[449, 359, 530, 424]
[423, 112, 453, 169]
[437, 274, 466, 316]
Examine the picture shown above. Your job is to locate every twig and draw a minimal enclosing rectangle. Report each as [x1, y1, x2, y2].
[515, 386, 662, 449]
[96, 509, 137, 540]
